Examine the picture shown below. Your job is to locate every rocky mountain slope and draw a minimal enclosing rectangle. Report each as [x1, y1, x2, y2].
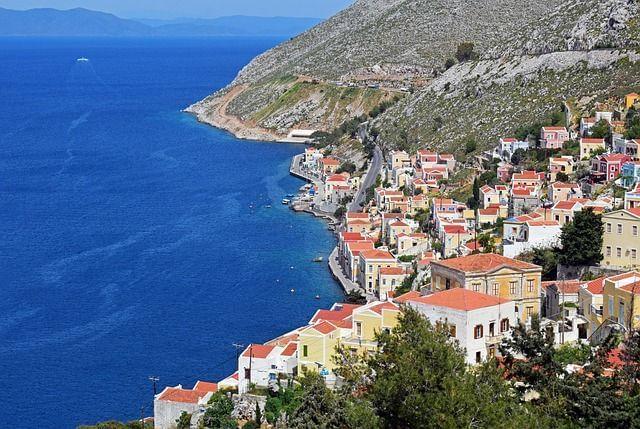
[189, 0, 640, 152]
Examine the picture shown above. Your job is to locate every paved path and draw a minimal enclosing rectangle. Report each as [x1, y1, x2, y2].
[350, 146, 382, 211]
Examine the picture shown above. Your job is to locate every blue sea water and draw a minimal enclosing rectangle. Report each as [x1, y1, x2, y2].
[0, 37, 343, 428]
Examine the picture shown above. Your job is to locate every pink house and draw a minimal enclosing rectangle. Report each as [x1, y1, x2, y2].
[591, 153, 632, 181]
[540, 126, 570, 150]
[497, 163, 514, 182]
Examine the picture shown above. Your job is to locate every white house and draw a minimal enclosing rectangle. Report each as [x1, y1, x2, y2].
[503, 219, 562, 258]
[497, 137, 529, 160]
[237, 342, 298, 393]
[154, 381, 218, 429]
[400, 288, 516, 364]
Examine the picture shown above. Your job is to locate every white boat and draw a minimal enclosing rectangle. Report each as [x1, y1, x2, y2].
[282, 199, 291, 205]
[77, 57, 89, 62]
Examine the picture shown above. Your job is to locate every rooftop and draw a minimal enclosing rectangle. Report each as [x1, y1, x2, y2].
[431, 253, 539, 273]
[406, 288, 511, 311]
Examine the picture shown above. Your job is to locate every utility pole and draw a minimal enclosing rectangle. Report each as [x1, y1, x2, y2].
[148, 376, 159, 397]
[140, 405, 145, 428]
[232, 343, 245, 362]
[248, 344, 253, 387]
[560, 275, 565, 345]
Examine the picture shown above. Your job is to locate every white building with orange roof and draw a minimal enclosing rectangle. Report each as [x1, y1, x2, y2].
[429, 253, 542, 322]
[408, 193, 429, 213]
[625, 182, 640, 209]
[503, 218, 562, 258]
[497, 137, 529, 160]
[549, 182, 582, 204]
[344, 240, 375, 282]
[237, 340, 299, 393]
[440, 224, 473, 257]
[358, 249, 398, 295]
[512, 170, 545, 189]
[323, 173, 352, 203]
[345, 212, 372, 234]
[400, 288, 516, 363]
[511, 186, 541, 216]
[580, 117, 598, 137]
[578, 277, 606, 336]
[388, 150, 411, 170]
[541, 126, 570, 149]
[318, 157, 340, 176]
[154, 381, 218, 429]
[386, 219, 413, 245]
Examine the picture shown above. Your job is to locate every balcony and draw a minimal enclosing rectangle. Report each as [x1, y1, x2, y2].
[485, 334, 504, 346]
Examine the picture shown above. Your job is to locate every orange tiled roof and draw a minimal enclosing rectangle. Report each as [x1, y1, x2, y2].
[311, 303, 361, 323]
[394, 290, 421, 303]
[431, 253, 539, 273]
[406, 288, 511, 311]
[193, 381, 218, 393]
[242, 344, 275, 359]
[584, 277, 606, 295]
[542, 279, 582, 294]
[281, 342, 297, 357]
[380, 267, 405, 275]
[360, 249, 396, 260]
[158, 388, 206, 404]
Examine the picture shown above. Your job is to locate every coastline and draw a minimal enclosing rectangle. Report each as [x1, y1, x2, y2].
[185, 84, 283, 142]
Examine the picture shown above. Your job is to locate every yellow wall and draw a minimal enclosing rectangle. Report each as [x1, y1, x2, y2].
[603, 280, 640, 330]
[602, 211, 640, 269]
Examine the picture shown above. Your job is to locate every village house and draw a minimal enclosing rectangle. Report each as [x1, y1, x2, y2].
[512, 170, 545, 189]
[477, 204, 507, 226]
[378, 267, 409, 299]
[580, 117, 598, 137]
[511, 186, 541, 217]
[578, 277, 606, 337]
[626, 183, 640, 209]
[591, 153, 633, 181]
[622, 162, 640, 188]
[343, 240, 375, 282]
[237, 341, 298, 394]
[303, 147, 324, 169]
[397, 232, 429, 256]
[541, 279, 582, 320]
[551, 199, 586, 226]
[440, 224, 474, 257]
[580, 138, 606, 160]
[503, 219, 562, 258]
[154, 381, 219, 429]
[497, 163, 514, 182]
[318, 157, 341, 176]
[549, 182, 582, 204]
[613, 139, 639, 160]
[625, 92, 640, 109]
[386, 219, 413, 245]
[388, 150, 411, 170]
[480, 185, 508, 208]
[429, 253, 542, 322]
[549, 156, 575, 181]
[541, 126, 570, 149]
[345, 212, 371, 234]
[602, 272, 640, 331]
[497, 137, 529, 160]
[399, 288, 516, 364]
[358, 249, 398, 295]
[602, 208, 640, 269]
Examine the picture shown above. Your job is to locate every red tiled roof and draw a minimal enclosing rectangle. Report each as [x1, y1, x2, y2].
[584, 277, 605, 295]
[394, 290, 421, 303]
[347, 241, 375, 256]
[281, 342, 297, 357]
[406, 288, 511, 311]
[360, 249, 396, 260]
[501, 137, 517, 143]
[242, 344, 275, 359]
[628, 207, 640, 217]
[620, 281, 640, 294]
[327, 174, 348, 182]
[346, 212, 369, 219]
[368, 301, 400, 314]
[541, 279, 582, 294]
[542, 126, 568, 131]
[552, 182, 579, 189]
[311, 321, 339, 334]
[513, 170, 543, 180]
[341, 232, 365, 241]
[320, 157, 340, 166]
[512, 188, 533, 197]
[193, 381, 218, 393]
[311, 303, 361, 323]
[431, 253, 539, 273]
[158, 388, 206, 404]
[390, 221, 409, 227]
[554, 200, 581, 210]
[581, 138, 605, 144]
[380, 267, 405, 275]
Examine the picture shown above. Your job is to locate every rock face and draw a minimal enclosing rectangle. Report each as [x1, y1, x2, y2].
[192, 0, 640, 153]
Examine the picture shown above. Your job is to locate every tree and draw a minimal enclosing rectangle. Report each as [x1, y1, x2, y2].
[478, 233, 496, 254]
[518, 247, 559, 280]
[254, 402, 262, 426]
[558, 208, 604, 267]
[465, 139, 477, 154]
[336, 162, 357, 175]
[176, 412, 191, 429]
[555, 172, 569, 182]
[468, 177, 480, 210]
[590, 119, 611, 139]
[364, 307, 542, 428]
[444, 58, 456, 69]
[455, 42, 477, 62]
[344, 289, 367, 305]
[202, 393, 236, 429]
[287, 372, 347, 429]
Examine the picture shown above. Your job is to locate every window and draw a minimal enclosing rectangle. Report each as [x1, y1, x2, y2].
[618, 224, 623, 234]
[492, 283, 499, 296]
[445, 278, 451, 290]
[606, 246, 612, 257]
[302, 345, 308, 357]
[509, 282, 517, 295]
[633, 249, 638, 260]
[500, 318, 510, 332]
[475, 351, 482, 363]
[356, 322, 362, 337]
[634, 226, 639, 236]
[472, 283, 481, 292]
[489, 322, 495, 336]
[617, 247, 622, 258]
[488, 346, 496, 359]
[607, 223, 612, 233]
[609, 296, 614, 318]
[526, 306, 534, 319]
[619, 301, 625, 325]
[527, 280, 535, 293]
[474, 324, 484, 339]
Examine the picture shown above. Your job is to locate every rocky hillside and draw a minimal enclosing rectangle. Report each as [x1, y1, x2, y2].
[189, 0, 640, 152]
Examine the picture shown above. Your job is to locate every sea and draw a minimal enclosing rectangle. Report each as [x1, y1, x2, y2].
[0, 37, 343, 428]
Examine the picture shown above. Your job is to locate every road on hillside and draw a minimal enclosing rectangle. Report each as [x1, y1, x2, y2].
[349, 146, 382, 211]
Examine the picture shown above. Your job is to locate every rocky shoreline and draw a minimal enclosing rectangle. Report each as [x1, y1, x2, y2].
[185, 85, 282, 142]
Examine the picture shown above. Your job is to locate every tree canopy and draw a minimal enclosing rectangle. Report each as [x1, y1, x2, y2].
[558, 209, 604, 267]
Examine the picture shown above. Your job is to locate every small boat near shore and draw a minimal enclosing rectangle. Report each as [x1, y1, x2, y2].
[282, 199, 291, 205]
[313, 257, 324, 262]
[77, 57, 89, 62]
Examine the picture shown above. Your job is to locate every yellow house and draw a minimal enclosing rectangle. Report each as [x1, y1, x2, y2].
[626, 92, 640, 110]
[580, 138, 606, 160]
[601, 208, 640, 269]
[358, 249, 398, 295]
[578, 277, 606, 336]
[602, 271, 640, 331]
[297, 302, 400, 380]
[429, 253, 542, 322]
